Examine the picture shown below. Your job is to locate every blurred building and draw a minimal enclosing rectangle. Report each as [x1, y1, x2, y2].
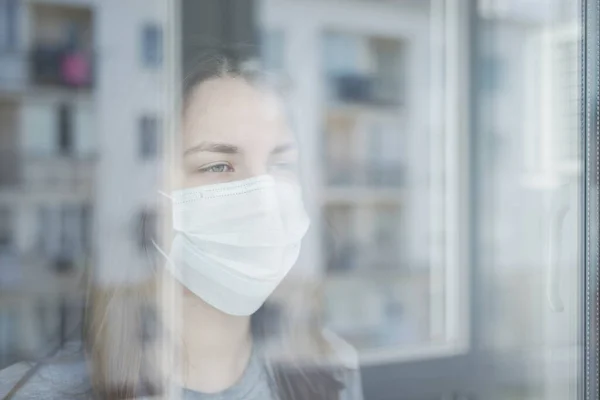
[260, 0, 581, 361]
[0, 0, 166, 368]
[258, 0, 434, 351]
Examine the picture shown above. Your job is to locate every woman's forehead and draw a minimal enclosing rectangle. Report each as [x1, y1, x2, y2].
[183, 77, 290, 147]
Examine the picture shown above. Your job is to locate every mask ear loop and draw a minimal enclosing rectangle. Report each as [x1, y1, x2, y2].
[153, 190, 175, 265]
[151, 239, 172, 264]
[157, 190, 174, 201]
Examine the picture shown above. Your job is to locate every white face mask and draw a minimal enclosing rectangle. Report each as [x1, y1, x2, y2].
[156, 175, 310, 316]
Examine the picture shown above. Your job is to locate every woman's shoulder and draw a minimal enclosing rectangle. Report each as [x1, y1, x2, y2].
[0, 348, 91, 400]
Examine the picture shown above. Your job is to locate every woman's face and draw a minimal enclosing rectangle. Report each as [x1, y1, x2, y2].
[179, 76, 298, 189]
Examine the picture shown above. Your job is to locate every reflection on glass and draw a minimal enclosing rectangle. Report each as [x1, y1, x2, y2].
[0, 0, 590, 398]
[477, 0, 581, 398]
[320, 29, 418, 351]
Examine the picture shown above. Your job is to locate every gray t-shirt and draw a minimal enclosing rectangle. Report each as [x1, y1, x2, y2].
[0, 344, 362, 399]
[180, 344, 275, 400]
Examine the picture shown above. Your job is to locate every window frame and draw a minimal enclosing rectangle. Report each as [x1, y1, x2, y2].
[582, 1, 600, 399]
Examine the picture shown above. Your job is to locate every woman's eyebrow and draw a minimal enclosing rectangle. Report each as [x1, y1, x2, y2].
[183, 141, 241, 156]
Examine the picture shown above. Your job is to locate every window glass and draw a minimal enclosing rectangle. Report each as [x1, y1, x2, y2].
[262, 2, 585, 396]
[475, 0, 583, 398]
[0, 1, 591, 399]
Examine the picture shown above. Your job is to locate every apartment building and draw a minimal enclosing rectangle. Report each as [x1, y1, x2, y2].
[0, 0, 168, 367]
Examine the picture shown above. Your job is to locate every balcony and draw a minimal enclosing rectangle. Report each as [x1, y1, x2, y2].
[2, 152, 96, 193]
[326, 161, 405, 187]
[22, 154, 96, 193]
[30, 46, 93, 89]
[0, 47, 94, 92]
[28, 3, 94, 90]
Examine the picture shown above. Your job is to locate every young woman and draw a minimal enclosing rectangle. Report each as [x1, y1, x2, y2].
[0, 54, 362, 399]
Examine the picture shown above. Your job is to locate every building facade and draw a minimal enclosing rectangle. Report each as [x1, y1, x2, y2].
[0, 0, 168, 367]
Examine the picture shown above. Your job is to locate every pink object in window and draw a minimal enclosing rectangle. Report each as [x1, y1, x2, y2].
[61, 52, 90, 86]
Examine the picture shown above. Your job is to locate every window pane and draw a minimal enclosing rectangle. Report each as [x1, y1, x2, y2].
[476, 0, 582, 398]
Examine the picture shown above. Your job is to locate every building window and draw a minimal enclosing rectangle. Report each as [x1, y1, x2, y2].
[139, 115, 159, 159]
[37, 206, 53, 255]
[57, 103, 73, 156]
[0, 206, 13, 253]
[37, 204, 87, 260]
[59, 205, 84, 259]
[371, 37, 403, 105]
[0, 0, 18, 52]
[322, 32, 403, 105]
[141, 23, 162, 67]
[81, 204, 92, 253]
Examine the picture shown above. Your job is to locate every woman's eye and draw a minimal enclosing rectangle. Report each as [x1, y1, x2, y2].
[198, 163, 234, 173]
